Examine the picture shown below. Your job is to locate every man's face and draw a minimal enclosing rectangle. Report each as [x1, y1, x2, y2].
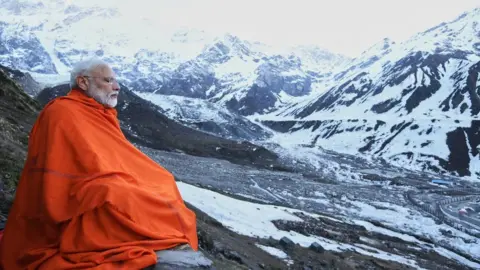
[77, 65, 121, 108]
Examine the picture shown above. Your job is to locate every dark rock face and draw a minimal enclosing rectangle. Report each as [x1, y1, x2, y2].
[224, 84, 278, 116]
[296, 72, 371, 118]
[222, 55, 313, 116]
[36, 84, 284, 170]
[151, 54, 314, 116]
[0, 64, 42, 96]
[278, 236, 295, 250]
[445, 120, 480, 177]
[0, 64, 41, 215]
[309, 242, 325, 253]
[465, 62, 480, 115]
[157, 60, 216, 99]
[255, 55, 311, 97]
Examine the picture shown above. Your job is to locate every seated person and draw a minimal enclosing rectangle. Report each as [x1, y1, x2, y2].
[0, 58, 198, 269]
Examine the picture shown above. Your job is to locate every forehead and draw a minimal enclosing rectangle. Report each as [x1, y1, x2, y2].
[91, 64, 115, 77]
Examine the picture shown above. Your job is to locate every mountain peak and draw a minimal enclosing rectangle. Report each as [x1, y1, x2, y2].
[402, 7, 480, 55]
[359, 37, 396, 57]
[213, 33, 249, 50]
[457, 6, 480, 20]
[200, 33, 265, 62]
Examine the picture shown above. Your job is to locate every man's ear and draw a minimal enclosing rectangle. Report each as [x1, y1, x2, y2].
[76, 76, 89, 91]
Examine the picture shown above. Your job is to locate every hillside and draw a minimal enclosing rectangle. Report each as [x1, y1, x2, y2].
[0, 64, 40, 214]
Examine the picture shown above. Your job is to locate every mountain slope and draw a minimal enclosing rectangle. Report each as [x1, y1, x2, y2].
[258, 8, 480, 179]
[134, 92, 273, 141]
[0, 64, 42, 95]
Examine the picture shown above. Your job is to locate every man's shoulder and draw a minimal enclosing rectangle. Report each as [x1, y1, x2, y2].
[39, 97, 80, 123]
[42, 97, 75, 114]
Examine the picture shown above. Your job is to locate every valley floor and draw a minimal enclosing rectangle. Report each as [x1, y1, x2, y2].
[140, 146, 480, 270]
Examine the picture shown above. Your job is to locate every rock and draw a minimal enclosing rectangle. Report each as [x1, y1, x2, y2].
[266, 236, 277, 246]
[222, 250, 244, 265]
[198, 229, 215, 251]
[309, 242, 325, 253]
[212, 241, 225, 253]
[279, 236, 295, 250]
[149, 249, 214, 270]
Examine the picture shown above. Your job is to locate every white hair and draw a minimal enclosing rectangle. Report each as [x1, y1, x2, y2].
[69, 58, 110, 89]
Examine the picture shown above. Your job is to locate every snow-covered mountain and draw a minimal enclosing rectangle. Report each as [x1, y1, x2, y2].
[257, 8, 480, 180]
[134, 92, 273, 141]
[0, 0, 350, 116]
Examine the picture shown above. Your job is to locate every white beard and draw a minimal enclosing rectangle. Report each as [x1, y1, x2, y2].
[86, 86, 118, 108]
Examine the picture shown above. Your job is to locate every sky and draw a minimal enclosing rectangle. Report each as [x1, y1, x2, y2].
[108, 0, 479, 57]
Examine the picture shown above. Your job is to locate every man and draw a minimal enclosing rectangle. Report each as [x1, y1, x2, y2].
[0, 58, 198, 269]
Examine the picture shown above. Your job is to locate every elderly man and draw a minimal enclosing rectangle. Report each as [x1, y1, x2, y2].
[0, 58, 199, 269]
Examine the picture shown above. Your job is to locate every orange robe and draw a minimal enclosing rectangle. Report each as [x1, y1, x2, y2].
[0, 89, 198, 269]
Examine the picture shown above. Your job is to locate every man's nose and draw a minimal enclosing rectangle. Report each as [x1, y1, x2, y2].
[112, 80, 120, 91]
